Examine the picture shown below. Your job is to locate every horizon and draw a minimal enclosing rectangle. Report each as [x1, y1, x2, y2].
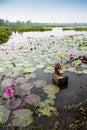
[0, 0, 87, 23]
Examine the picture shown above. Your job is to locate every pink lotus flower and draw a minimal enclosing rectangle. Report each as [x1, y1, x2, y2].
[5, 88, 14, 95]
[69, 53, 74, 59]
[11, 82, 16, 87]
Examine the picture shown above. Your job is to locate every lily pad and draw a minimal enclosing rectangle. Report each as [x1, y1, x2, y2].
[13, 67, 23, 72]
[57, 52, 66, 59]
[0, 105, 10, 124]
[0, 67, 6, 73]
[20, 83, 33, 91]
[44, 66, 54, 73]
[82, 69, 87, 74]
[24, 94, 41, 105]
[20, 90, 31, 96]
[43, 84, 60, 95]
[73, 59, 82, 66]
[12, 109, 33, 127]
[24, 73, 36, 79]
[15, 77, 28, 84]
[38, 106, 58, 117]
[23, 67, 37, 74]
[33, 80, 46, 88]
[47, 94, 56, 99]
[39, 99, 55, 108]
[36, 64, 44, 68]
[5, 98, 21, 109]
[1, 78, 13, 89]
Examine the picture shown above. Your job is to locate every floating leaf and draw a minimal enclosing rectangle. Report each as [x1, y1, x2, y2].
[15, 77, 28, 84]
[20, 83, 33, 91]
[43, 84, 60, 94]
[20, 90, 31, 96]
[5, 98, 21, 109]
[75, 70, 82, 75]
[0, 67, 6, 73]
[24, 94, 41, 105]
[67, 67, 76, 72]
[1, 78, 13, 89]
[39, 99, 55, 108]
[12, 109, 33, 127]
[73, 59, 82, 66]
[23, 67, 37, 74]
[36, 64, 44, 68]
[13, 67, 23, 72]
[47, 94, 56, 100]
[24, 73, 36, 79]
[44, 66, 54, 73]
[82, 70, 87, 74]
[57, 53, 65, 59]
[38, 106, 58, 117]
[33, 80, 46, 88]
[0, 105, 10, 124]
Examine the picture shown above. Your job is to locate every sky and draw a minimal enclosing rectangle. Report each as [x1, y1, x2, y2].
[0, 0, 87, 23]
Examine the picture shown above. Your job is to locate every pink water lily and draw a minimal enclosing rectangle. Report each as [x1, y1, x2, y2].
[69, 53, 74, 59]
[5, 88, 14, 95]
[11, 82, 16, 87]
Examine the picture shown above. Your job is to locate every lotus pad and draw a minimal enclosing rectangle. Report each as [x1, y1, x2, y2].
[0, 105, 10, 124]
[23, 67, 37, 74]
[43, 84, 60, 94]
[20, 83, 33, 91]
[24, 94, 41, 104]
[5, 98, 21, 109]
[38, 106, 58, 117]
[12, 109, 33, 127]
[34, 80, 46, 88]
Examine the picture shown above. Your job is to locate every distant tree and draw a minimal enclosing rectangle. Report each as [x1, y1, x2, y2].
[0, 19, 5, 26]
[26, 20, 31, 25]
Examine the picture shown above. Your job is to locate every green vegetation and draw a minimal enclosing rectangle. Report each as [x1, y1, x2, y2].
[63, 27, 73, 31]
[74, 27, 87, 31]
[11, 26, 52, 32]
[0, 27, 12, 44]
[63, 27, 87, 31]
[0, 26, 52, 44]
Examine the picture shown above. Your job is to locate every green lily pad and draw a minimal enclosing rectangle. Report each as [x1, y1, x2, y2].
[38, 106, 58, 117]
[44, 66, 54, 73]
[0, 105, 10, 124]
[23, 67, 37, 74]
[0, 67, 6, 73]
[39, 99, 55, 108]
[57, 52, 65, 59]
[67, 67, 76, 72]
[73, 59, 82, 66]
[24, 73, 36, 79]
[36, 64, 44, 68]
[75, 70, 82, 75]
[43, 84, 60, 94]
[47, 94, 56, 99]
[82, 70, 87, 74]
[33, 80, 46, 88]
[12, 109, 33, 127]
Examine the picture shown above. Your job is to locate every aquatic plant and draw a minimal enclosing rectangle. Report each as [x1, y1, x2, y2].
[0, 105, 10, 124]
[12, 109, 33, 127]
